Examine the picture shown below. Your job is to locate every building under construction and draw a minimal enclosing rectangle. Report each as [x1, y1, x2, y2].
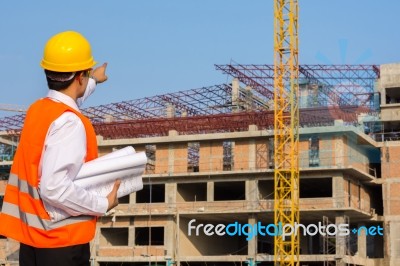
[0, 63, 400, 266]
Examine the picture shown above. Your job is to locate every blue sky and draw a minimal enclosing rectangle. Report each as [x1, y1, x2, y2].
[0, 0, 399, 113]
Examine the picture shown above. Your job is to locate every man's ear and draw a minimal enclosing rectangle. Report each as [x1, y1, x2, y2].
[76, 72, 84, 85]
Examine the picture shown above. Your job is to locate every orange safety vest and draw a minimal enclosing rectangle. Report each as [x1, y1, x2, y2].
[0, 98, 98, 248]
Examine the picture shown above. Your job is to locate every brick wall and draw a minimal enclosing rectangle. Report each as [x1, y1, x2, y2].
[234, 140, 249, 170]
[199, 141, 223, 172]
[174, 143, 188, 173]
[155, 144, 169, 174]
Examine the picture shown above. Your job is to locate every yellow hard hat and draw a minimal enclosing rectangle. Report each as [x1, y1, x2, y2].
[40, 31, 97, 72]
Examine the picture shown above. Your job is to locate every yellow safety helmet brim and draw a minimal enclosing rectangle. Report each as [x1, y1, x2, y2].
[40, 31, 97, 72]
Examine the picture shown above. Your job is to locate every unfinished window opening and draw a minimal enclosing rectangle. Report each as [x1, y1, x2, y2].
[309, 135, 320, 167]
[136, 184, 165, 203]
[300, 178, 332, 198]
[145, 144, 156, 174]
[257, 235, 274, 254]
[366, 223, 384, 258]
[177, 183, 207, 202]
[368, 146, 381, 177]
[188, 142, 200, 172]
[347, 230, 358, 256]
[0, 142, 16, 161]
[369, 163, 381, 178]
[100, 227, 128, 246]
[180, 217, 247, 256]
[385, 87, 400, 104]
[258, 180, 274, 199]
[135, 227, 164, 246]
[369, 186, 384, 216]
[0, 172, 8, 180]
[268, 138, 274, 169]
[214, 181, 245, 201]
[223, 141, 234, 171]
[118, 194, 129, 204]
[303, 234, 322, 255]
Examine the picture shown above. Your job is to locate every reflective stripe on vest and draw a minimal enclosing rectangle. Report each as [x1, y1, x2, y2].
[1, 202, 93, 231]
[5, 173, 93, 230]
[7, 173, 40, 199]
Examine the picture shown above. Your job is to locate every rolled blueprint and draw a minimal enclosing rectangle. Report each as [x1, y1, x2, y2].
[44, 146, 146, 222]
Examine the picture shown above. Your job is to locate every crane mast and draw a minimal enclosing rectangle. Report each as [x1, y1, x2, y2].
[273, 0, 300, 265]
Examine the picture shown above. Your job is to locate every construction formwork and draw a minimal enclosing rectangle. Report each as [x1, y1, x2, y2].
[1, 63, 400, 265]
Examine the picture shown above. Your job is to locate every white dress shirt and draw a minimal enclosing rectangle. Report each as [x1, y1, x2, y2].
[38, 78, 109, 217]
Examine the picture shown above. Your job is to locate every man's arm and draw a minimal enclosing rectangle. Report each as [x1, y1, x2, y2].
[39, 112, 117, 216]
[76, 63, 108, 107]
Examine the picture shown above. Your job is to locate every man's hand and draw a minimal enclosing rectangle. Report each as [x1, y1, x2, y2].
[106, 179, 121, 211]
[92, 63, 108, 84]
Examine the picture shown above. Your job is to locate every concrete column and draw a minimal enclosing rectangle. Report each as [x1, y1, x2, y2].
[248, 125, 257, 170]
[232, 78, 240, 113]
[378, 78, 385, 105]
[175, 213, 181, 266]
[129, 192, 136, 204]
[128, 226, 135, 247]
[166, 104, 175, 118]
[167, 130, 180, 174]
[168, 144, 174, 173]
[165, 183, 176, 204]
[386, 220, 400, 265]
[333, 135, 344, 167]
[357, 223, 367, 258]
[248, 214, 257, 258]
[335, 214, 346, 266]
[333, 175, 345, 208]
[249, 139, 256, 170]
[246, 179, 258, 210]
[207, 182, 214, 202]
[164, 216, 175, 257]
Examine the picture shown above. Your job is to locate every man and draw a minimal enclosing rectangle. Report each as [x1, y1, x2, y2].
[0, 31, 120, 266]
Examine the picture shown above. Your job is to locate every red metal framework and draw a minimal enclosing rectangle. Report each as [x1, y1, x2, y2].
[93, 106, 367, 139]
[0, 104, 367, 139]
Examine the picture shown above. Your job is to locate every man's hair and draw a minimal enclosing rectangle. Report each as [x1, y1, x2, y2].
[44, 70, 82, 91]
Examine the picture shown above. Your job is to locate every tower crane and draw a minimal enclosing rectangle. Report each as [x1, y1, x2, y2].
[273, 0, 300, 265]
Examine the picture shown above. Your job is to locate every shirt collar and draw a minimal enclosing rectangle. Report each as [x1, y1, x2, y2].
[46, 90, 80, 113]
